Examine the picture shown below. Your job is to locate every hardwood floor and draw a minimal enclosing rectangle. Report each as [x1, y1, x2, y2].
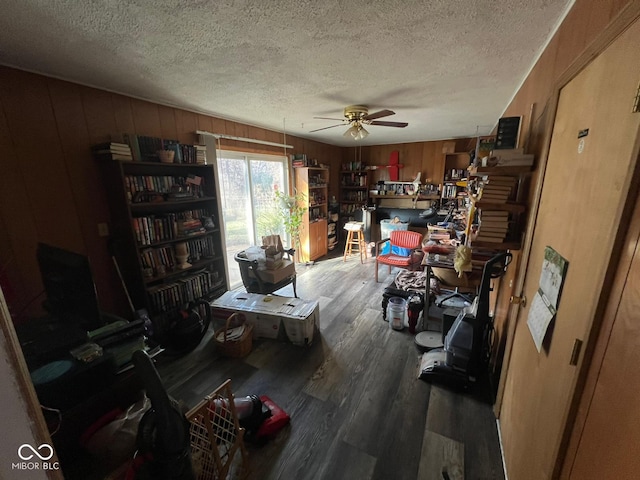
[157, 251, 506, 480]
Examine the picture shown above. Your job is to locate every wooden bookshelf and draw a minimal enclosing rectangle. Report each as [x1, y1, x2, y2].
[296, 166, 329, 261]
[98, 155, 227, 338]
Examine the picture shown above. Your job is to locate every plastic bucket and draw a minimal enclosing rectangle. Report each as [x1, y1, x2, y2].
[387, 297, 406, 331]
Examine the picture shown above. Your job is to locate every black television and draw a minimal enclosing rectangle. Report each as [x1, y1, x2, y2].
[36, 243, 104, 332]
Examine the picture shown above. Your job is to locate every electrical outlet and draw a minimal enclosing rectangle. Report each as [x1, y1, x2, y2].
[97, 223, 109, 237]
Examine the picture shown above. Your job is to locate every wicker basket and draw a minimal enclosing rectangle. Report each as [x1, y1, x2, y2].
[214, 313, 253, 358]
[157, 149, 175, 163]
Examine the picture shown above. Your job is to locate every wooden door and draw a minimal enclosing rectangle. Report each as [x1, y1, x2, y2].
[564, 167, 640, 478]
[499, 19, 640, 479]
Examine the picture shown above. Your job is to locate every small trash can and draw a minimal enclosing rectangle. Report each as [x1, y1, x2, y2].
[387, 297, 406, 331]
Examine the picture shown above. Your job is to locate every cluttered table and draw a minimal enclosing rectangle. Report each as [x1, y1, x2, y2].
[421, 246, 506, 313]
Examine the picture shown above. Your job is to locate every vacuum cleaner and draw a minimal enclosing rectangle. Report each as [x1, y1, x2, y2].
[419, 252, 512, 390]
[129, 350, 195, 480]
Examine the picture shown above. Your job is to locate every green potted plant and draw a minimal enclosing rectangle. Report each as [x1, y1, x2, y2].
[274, 188, 306, 262]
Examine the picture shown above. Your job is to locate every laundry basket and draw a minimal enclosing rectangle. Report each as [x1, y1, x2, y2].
[187, 379, 249, 480]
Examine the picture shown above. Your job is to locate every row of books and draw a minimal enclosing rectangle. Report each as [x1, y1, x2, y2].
[140, 236, 216, 274]
[141, 246, 176, 272]
[479, 175, 517, 203]
[92, 142, 133, 161]
[177, 218, 205, 236]
[160, 143, 206, 165]
[132, 210, 210, 245]
[147, 270, 218, 313]
[291, 153, 308, 167]
[475, 210, 510, 243]
[124, 175, 204, 200]
[442, 184, 464, 198]
[116, 133, 207, 164]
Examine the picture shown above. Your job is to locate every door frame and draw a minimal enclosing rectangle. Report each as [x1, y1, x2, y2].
[493, 0, 640, 471]
[0, 287, 63, 479]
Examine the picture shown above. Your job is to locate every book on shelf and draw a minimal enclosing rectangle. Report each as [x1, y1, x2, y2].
[475, 229, 506, 239]
[97, 148, 131, 155]
[484, 176, 518, 185]
[92, 142, 133, 161]
[474, 235, 507, 243]
[480, 215, 509, 224]
[482, 183, 513, 192]
[480, 217, 509, 226]
[122, 133, 142, 162]
[478, 225, 509, 234]
[479, 209, 509, 218]
[291, 153, 308, 167]
[92, 141, 131, 153]
[480, 192, 510, 202]
[479, 224, 509, 232]
[177, 219, 205, 236]
[94, 152, 133, 161]
[195, 145, 207, 164]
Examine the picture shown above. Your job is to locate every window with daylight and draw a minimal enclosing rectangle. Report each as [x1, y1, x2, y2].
[215, 150, 289, 289]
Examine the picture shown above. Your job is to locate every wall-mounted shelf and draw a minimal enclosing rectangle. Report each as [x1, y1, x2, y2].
[370, 194, 439, 200]
[469, 165, 533, 176]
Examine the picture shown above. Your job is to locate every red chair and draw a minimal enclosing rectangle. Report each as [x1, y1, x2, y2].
[375, 230, 424, 282]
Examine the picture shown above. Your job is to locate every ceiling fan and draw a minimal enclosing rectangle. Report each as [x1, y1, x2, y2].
[310, 105, 408, 140]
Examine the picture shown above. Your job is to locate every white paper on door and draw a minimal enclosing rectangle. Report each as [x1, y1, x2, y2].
[527, 246, 568, 352]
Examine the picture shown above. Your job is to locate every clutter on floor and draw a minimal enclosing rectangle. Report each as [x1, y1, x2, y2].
[214, 312, 254, 358]
[211, 291, 319, 346]
[128, 350, 196, 479]
[418, 252, 512, 390]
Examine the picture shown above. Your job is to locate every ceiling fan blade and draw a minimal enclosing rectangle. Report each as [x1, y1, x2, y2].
[313, 116, 345, 121]
[309, 124, 344, 133]
[369, 120, 408, 128]
[363, 109, 395, 121]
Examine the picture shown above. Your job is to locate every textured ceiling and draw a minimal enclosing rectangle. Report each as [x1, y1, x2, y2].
[0, 0, 573, 147]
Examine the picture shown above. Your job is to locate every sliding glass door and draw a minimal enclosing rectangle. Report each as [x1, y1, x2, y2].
[216, 150, 288, 288]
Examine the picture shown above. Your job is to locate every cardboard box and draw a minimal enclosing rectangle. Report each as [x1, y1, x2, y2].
[265, 250, 283, 269]
[211, 291, 319, 346]
[254, 260, 295, 284]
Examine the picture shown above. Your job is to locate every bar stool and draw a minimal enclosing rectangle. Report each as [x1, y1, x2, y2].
[343, 221, 367, 263]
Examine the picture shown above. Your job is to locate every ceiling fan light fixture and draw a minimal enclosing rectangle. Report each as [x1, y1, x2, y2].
[344, 125, 358, 137]
[314, 105, 406, 138]
[344, 123, 368, 140]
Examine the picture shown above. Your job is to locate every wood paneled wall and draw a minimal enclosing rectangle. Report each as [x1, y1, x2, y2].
[488, 0, 636, 396]
[0, 67, 341, 321]
[344, 138, 473, 187]
[0, 66, 468, 323]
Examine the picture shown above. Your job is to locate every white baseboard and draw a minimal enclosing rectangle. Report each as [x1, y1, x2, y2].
[496, 418, 509, 480]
